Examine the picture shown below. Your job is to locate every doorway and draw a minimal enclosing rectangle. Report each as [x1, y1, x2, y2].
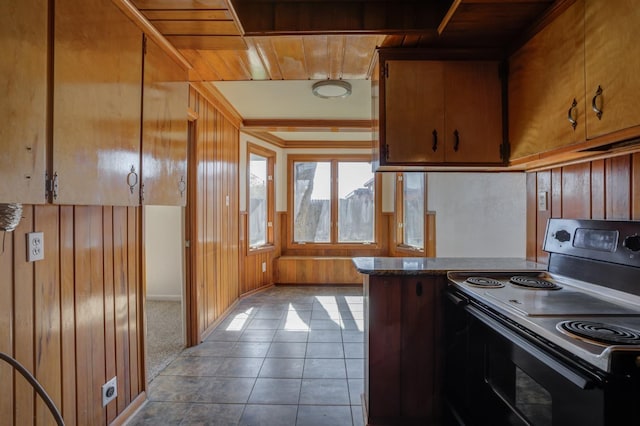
[144, 205, 185, 381]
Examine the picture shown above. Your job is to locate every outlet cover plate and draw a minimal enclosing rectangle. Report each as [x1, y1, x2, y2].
[27, 232, 44, 262]
[102, 377, 118, 406]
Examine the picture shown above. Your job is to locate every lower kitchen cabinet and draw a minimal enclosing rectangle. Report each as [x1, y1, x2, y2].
[364, 274, 446, 425]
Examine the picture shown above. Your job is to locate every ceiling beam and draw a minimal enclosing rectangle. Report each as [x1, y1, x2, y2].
[242, 119, 373, 132]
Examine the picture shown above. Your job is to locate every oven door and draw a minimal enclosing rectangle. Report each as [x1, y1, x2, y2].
[465, 301, 614, 426]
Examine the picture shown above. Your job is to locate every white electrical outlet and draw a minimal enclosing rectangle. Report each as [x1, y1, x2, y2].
[262, 262, 267, 273]
[102, 377, 118, 407]
[27, 232, 44, 262]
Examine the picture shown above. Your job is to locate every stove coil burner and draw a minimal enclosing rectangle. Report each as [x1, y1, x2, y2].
[509, 275, 561, 290]
[465, 277, 504, 288]
[557, 320, 640, 346]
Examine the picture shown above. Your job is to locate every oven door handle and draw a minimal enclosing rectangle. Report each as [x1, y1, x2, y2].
[465, 304, 593, 390]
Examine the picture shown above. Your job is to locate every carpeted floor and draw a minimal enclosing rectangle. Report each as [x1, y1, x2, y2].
[146, 300, 184, 382]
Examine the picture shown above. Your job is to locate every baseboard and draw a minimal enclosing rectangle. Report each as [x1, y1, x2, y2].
[111, 391, 146, 426]
[146, 295, 181, 302]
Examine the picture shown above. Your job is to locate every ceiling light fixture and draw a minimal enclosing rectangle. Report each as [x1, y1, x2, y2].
[312, 80, 352, 99]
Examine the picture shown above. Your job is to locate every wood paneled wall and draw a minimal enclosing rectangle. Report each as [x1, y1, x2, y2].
[526, 153, 640, 262]
[239, 211, 281, 295]
[188, 86, 241, 341]
[0, 205, 143, 426]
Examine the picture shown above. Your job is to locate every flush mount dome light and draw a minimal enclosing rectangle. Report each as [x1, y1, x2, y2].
[312, 80, 352, 99]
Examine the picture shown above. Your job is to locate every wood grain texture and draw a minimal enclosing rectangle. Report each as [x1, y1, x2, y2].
[0, 205, 143, 425]
[0, 208, 15, 426]
[53, 0, 142, 206]
[526, 153, 640, 262]
[13, 206, 34, 426]
[585, 0, 640, 139]
[275, 257, 362, 284]
[0, 0, 48, 203]
[188, 85, 240, 341]
[141, 37, 189, 206]
[443, 61, 502, 163]
[364, 275, 445, 424]
[384, 60, 445, 163]
[605, 156, 631, 220]
[508, 0, 585, 160]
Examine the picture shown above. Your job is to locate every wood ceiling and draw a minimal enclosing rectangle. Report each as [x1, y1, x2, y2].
[129, 0, 558, 147]
[131, 0, 557, 82]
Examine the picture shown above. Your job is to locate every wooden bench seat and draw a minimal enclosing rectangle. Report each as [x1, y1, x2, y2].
[275, 256, 363, 285]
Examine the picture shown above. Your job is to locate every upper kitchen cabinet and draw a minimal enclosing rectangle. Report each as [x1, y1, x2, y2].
[508, 0, 585, 162]
[141, 37, 189, 206]
[585, 0, 640, 140]
[52, 0, 143, 205]
[0, 0, 48, 204]
[373, 50, 504, 171]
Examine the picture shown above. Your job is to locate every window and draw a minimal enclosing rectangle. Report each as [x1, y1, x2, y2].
[248, 144, 275, 250]
[396, 172, 426, 251]
[290, 156, 376, 245]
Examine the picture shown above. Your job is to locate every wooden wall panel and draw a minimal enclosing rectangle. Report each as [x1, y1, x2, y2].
[526, 152, 640, 262]
[188, 85, 241, 341]
[13, 207, 34, 425]
[0, 205, 144, 425]
[239, 212, 278, 296]
[605, 156, 631, 220]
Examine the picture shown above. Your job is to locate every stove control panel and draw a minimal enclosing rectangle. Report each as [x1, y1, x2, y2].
[544, 219, 640, 266]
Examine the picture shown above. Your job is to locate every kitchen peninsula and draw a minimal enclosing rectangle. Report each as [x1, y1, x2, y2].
[353, 257, 543, 425]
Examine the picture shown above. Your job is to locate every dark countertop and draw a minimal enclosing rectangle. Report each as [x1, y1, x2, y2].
[352, 257, 545, 276]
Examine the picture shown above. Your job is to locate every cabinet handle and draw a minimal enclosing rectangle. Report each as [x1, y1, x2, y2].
[567, 98, 578, 129]
[453, 129, 460, 152]
[591, 85, 603, 120]
[416, 281, 423, 296]
[127, 165, 138, 194]
[432, 130, 438, 152]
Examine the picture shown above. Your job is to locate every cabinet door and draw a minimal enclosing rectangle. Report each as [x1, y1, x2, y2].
[52, 0, 142, 205]
[444, 61, 502, 163]
[141, 37, 189, 206]
[508, 0, 585, 161]
[0, 0, 48, 203]
[585, 0, 640, 139]
[399, 276, 443, 421]
[384, 61, 445, 163]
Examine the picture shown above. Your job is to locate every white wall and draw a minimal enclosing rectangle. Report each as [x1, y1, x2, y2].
[427, 172, 527, 257]
[144, 205, 184, 300]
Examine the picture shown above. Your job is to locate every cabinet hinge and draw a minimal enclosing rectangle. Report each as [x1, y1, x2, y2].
[384, 63, 389, 79]
[45, 172, 58, 201]
[140, 183, 145, 203]
[142, 34, 147, 55]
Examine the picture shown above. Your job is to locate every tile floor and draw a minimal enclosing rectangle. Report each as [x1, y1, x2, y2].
[128, 285, 365, 426]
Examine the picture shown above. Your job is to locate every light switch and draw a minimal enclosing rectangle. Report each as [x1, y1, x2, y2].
[538, 191, 548, 211]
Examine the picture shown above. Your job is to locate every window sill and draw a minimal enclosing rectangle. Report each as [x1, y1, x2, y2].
[248, 244, 276, 256]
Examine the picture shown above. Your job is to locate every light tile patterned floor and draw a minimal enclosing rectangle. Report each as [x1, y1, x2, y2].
[128, 286, 365, 426]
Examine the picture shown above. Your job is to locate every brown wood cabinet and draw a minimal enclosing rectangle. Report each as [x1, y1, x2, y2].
[374, 50, 504, 171]
[508, 0, 586, 162]
[509, 0, 640, 163]
[141, 37, 189, 206]
[364, 274, 445, 425]
[585, 0, 640, 139]
[0, 0, 48, 203]
[52, 0, 143, 206]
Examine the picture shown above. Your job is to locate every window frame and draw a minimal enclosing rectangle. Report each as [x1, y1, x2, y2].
[287, 154, 381, 250]
[395, 171, 427, 254]
[247, 143, 275, 254]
